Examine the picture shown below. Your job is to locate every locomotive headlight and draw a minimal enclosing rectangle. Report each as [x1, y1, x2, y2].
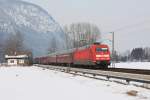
[103, 54, 109, 57]
[96, 55, 109, 57]
[96, 55, 101, 57]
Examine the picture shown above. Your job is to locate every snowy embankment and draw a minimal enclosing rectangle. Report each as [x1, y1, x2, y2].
[112, 62, 150, 70]
[0, 66, 149, 100]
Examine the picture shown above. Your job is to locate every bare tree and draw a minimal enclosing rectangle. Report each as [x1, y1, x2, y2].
[63, 22, 101, 48]
[47, 37, 57, 53]
[4, 31, 25, 54]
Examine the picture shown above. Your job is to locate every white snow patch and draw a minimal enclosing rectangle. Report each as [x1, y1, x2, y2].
[110, 62, 150, 70]
[0, 66, 149, 100]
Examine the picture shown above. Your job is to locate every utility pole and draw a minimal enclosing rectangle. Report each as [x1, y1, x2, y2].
[112, 32, 115, 67]
[72, 31, 75, 48]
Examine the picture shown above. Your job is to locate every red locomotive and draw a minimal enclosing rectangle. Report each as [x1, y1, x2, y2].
[34, 42, 111, 69]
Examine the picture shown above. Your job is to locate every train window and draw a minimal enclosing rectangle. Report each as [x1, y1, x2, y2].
[96, 48, 108, 52]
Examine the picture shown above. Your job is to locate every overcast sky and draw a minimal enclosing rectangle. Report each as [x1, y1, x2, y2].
[23, 0, 150, 53]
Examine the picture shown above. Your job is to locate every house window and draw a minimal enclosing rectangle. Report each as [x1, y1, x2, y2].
[8, 59, 17, 65]
[19, 59, 24, 64]
[10, 60, 14, 63]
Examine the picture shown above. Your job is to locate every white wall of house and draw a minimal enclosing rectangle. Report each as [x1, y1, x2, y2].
[5, 54, 30, 66]
[7, 59, 18, 66]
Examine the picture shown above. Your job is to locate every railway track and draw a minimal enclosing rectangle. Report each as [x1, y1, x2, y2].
[58, 66, 150, 75]
[100, 68, 150, 75]
[35, 64, 150, 89]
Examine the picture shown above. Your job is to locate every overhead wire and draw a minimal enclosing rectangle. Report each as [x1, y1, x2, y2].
[113, 19, 150, 32]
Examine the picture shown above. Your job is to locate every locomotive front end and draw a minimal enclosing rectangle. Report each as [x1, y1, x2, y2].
[92, 43, 111, 68]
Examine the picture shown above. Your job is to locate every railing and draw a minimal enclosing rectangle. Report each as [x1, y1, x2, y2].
[35, 64, 150, 89]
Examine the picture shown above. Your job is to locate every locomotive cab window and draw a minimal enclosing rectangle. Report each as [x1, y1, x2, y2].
[96, 48, 108, 52]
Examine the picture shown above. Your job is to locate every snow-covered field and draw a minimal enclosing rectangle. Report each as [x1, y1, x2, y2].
[0, 66, 149, 100]
[112, 62, 150, 70]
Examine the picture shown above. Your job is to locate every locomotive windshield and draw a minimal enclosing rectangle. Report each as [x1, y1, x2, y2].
[96, 48, 108, 52]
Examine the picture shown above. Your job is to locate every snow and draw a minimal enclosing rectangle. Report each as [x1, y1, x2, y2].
[111, 62, 150, 70]
[5, 55, 28, 59]
[0, 66, 149, 100]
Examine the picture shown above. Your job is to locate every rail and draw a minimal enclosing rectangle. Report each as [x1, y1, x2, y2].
[35, 64, 150, 89]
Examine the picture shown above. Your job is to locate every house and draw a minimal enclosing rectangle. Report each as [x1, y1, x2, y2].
[5, 52, 32, 66]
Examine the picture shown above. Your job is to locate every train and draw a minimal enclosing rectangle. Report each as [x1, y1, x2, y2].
[34, 42, 111, 69]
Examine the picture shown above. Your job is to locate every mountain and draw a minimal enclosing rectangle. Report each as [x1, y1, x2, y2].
[0, 0, 67, 57]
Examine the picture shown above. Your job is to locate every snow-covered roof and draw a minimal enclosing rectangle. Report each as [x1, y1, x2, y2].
[5, 55, 28, 59]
